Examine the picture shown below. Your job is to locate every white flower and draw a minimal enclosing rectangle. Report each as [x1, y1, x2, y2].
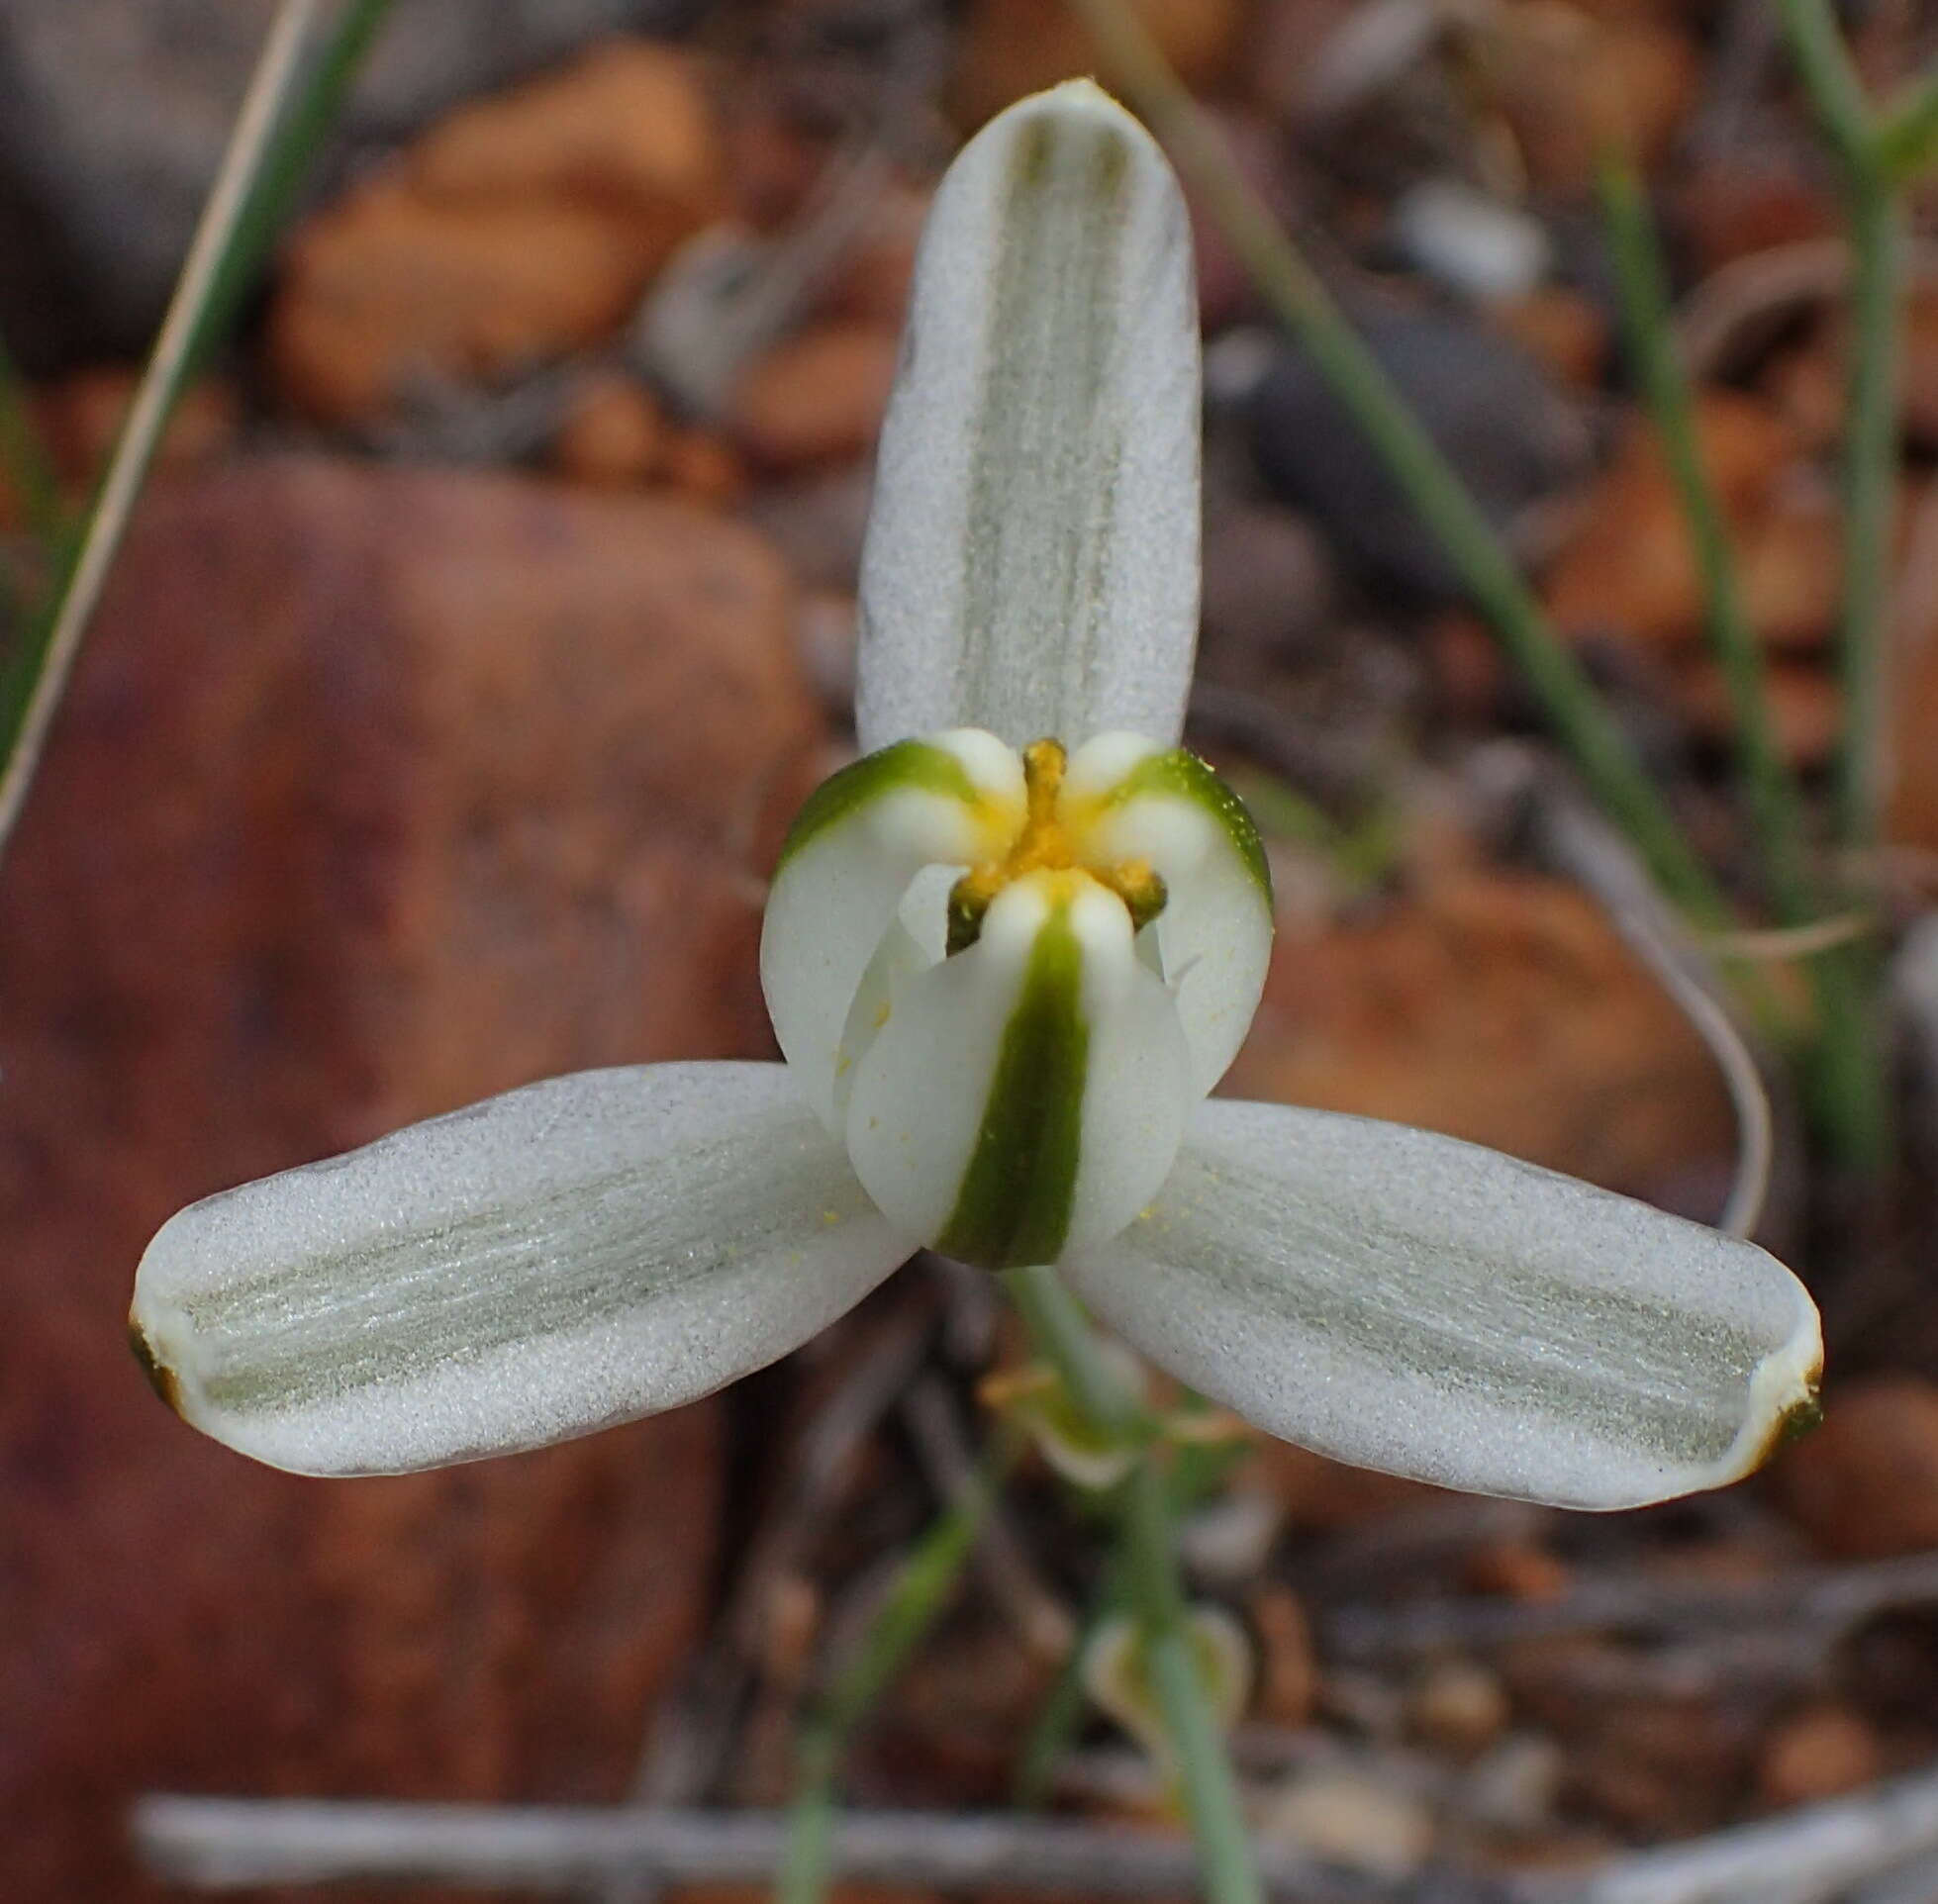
[130, 81, 1821, 1510]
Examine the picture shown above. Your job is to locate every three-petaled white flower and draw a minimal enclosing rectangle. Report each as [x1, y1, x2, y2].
[131, 81, 1822, 1512]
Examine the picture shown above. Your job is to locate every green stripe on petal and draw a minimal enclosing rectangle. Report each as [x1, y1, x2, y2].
[934, 895, 1090, 1268]
[844, 872, 1196, 1271]
[855, 82, 1201, 752]
[133, 1063, 916, 1476]
[762, 731, 1021, 1132]
[1062, 1098, 1823, 1511]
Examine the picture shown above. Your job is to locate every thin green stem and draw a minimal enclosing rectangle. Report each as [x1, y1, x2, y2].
[1779, 0, 1881, 173]
[776, 1435, 1020, 1904]
[1877, 67, 1938, 181]
[1119, 1461, 1264, 1904]
[1807, 178, 1901, 1180]
[1001, 1266, 1262, 1904]
[1776, 0, 1903, 858]
[0, 0, 395, 873]
[1774, 0, 1907, 1179]
[1833, 181, 1905, 858]
[1002, 1265, 1139, 1435]
[1063, 0, 1730, 934]
[1598, 150, 1890, 1174]
[1598, 153, 1813, 920]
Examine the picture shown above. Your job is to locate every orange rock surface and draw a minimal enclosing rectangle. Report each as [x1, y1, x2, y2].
[0, 456, 828, 1894]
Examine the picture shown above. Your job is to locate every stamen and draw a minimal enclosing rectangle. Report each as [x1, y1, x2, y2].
[1100, 859, 1168, 934]
[944, 737, 1169, 952]
[1022, 736, 1067, 826]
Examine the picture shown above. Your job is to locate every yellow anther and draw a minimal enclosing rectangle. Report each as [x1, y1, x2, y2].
[1098, 858, 1168, 933]
[944, 736, 1170, 952]
[1022, 737, 1067, 829]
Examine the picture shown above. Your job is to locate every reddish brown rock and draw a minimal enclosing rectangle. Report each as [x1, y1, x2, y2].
[663, 427, 751, 509]
[270, 179, 669, 427]
[1484, 7, 1698, 194]
[1679, 655, 1841, 769]
[0, 368, 236, 532]
[728, 323, 900, 471]
[0, 456, 827, 1897]
[1246, 1440, 1443, 1529]
[1491, 286, 1609, 390]
[1249, 1584, 1319, 1728]
[551, 369, 669, 487]
[1463, 1541, 1573, 1603]
[1544, 393, 1837, 658]
[948, 0, 1250, 128]
[1673, 158, 1839, 276]
[1889, 565, 1938, 852]
[269, 40, 727, 428]
[822, 183, 930, 333]
[725, 98, 832, 231]
[1775, 1378, 1938, 1559]
[37, 365, 239, 483]
[1223, 872, 1736, 1204]
[408, 39, 725, 223]
[1898, 286, 1938, 452]
[1572, 1694, 1749, 1838]
[1757, 1704, 1885, 1807]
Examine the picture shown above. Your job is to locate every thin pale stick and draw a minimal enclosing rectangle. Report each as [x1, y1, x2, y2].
[1703, 915, 1875, 962]
[131, 1795, 1485, 1899]
[1530, 779, 1777, 1238]
[0, 0, 325, 869]
[134, 1770, 1938, 1904]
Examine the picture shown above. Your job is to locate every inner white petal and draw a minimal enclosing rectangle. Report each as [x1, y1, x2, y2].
[843, 871, 1194, 1270]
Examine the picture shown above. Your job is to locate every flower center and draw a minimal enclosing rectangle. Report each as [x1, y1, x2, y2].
[946, 738, 1167, 953]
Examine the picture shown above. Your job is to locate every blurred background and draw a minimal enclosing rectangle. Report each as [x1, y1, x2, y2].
[5, 1, 1938, 1899]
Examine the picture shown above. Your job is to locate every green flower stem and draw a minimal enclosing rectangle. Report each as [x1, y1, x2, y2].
[1061, 0, 1731, 938]
[1598, 151, 1890, 1175]
[776, 1433, 1021, 1904]
[1002, 1264, 1139, 1436]
[1001, 1265, 1263, 1904]
[1117, 1459, 1264, 1904]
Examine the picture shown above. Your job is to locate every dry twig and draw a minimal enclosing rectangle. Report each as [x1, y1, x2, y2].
[1322, 1548, 1938, 1664]
[135, 1766, 1938, 1904]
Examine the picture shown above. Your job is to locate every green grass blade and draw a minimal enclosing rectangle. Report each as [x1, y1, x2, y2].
[0, 0, 395, 871]
[1598, 154, 1815, 923]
